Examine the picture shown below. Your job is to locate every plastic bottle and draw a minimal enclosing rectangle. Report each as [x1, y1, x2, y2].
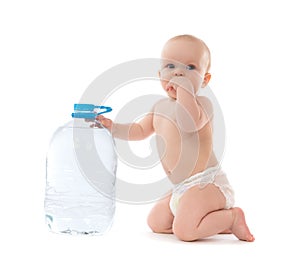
[44, 105, 117, 235]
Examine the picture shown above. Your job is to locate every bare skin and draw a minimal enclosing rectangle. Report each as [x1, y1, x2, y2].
[97, 35, 254, 242]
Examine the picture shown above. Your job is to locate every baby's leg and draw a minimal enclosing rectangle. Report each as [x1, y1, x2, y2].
[147, 193, 174, 234]
[173, 184, 254, 242]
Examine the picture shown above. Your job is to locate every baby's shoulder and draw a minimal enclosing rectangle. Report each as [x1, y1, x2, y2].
[196, 96, 213, 116]
[152, 97, 173, 111]
[152, 98, 176, 119]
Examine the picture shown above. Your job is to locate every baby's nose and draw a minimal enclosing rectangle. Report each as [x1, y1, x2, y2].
[173, 69, 184, 77]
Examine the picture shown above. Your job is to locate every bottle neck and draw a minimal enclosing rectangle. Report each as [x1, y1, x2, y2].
[72, 118, 105, 129]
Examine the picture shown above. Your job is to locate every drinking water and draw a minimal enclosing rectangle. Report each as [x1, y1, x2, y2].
[45, 105, 117, 235]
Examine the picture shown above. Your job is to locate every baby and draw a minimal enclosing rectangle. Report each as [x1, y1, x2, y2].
[97, 35, 254, 242]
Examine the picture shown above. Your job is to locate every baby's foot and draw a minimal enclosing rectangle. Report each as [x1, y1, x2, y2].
[230, 207, 255, 242]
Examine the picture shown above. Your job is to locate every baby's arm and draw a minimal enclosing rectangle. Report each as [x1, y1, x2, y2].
[96, 113, 154, 141]
[174, 79, 203, 132]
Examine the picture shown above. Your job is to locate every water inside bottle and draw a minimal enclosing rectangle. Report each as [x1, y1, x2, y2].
[44, 120, 117, 235]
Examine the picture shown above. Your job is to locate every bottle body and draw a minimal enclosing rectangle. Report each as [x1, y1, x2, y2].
[45, 120, 117, 235]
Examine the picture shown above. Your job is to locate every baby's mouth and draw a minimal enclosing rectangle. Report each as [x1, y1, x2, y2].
[166, 83, 176, 92]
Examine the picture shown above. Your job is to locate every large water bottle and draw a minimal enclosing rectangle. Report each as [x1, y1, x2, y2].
[44, 104, 117, 235]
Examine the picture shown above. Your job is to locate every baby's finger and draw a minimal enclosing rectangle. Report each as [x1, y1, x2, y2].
[91, 122, 103, 128]
[95, 115, 104, 121]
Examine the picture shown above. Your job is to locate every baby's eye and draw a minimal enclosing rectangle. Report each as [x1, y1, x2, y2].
[186, 64, 196, 70]
[166, 63, 175, 69]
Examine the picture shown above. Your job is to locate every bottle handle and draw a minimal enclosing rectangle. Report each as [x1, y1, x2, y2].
[71, 104, 112, 119]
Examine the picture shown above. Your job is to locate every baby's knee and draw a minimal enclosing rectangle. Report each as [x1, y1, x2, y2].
[173, 222, 198, 242]
[147, 212, 174, 234]
[147, 214, 162, 233]
[147, 215, 157, 233]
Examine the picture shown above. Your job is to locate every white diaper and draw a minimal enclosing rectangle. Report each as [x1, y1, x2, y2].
[169, 166, 235, 215]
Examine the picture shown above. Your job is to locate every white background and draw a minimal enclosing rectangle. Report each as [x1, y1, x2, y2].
[1, 0, 300, 258]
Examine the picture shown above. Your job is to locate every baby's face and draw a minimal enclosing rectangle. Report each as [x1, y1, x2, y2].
[160, 39, 209, 99]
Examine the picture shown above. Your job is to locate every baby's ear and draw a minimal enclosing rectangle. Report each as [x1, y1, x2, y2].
[158, 70, 161, 78]
[203, 73, 211, 87]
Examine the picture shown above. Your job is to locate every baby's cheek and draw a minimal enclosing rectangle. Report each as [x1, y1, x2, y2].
[160, 69, 172, 81]
[160, 80, 168, 89]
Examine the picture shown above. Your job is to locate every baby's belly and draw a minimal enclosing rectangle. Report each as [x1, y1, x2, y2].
[155, 127, 217, 184]
[156, 131, 206, 183]
[157, 136, 181, 172]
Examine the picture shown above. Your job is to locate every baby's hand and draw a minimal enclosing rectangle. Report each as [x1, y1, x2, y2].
[168, 77, 195, 95]
[95, 115, 113, 131]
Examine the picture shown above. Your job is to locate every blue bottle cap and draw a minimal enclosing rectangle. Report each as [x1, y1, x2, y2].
[71, 104, 112, 119]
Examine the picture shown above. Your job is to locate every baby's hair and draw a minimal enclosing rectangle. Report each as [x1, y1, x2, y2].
[167, 34, 211, 72]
